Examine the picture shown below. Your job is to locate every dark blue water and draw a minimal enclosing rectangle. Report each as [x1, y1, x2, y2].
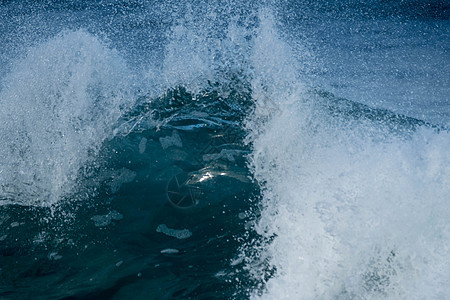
[0, 83, 259, 299]
[1, 1, 449, 299]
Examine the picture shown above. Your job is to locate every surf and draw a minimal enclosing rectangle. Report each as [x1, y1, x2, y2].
[242, 9, 450, 299]
[0, 1, 448, 299]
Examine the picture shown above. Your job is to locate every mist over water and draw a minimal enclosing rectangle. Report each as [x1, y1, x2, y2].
[0, 0, 449, 299]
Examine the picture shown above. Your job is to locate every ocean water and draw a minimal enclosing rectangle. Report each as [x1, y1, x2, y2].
[0, 1, 449, 299]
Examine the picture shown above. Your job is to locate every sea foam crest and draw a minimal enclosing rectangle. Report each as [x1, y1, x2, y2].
[245, 9, 450, 300]
[0, 30, 134, 206]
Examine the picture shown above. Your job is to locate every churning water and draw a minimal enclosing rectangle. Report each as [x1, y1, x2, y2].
[0, 1, 449, 299]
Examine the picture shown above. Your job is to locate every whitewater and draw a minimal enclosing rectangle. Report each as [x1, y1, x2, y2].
[0, 1, 449, 299]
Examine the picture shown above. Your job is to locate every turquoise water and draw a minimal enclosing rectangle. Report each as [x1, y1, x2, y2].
[0, 1, 449, 299]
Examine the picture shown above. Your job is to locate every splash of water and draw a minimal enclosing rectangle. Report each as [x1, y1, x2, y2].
[244, 9, 450, 299]
[0, 3, 448, 298]
[0, 30, 135, 206]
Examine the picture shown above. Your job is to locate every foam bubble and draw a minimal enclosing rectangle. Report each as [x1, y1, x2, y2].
[108, 168, 137, 194]
[138, 137, 148, 154]
[159, 130, 183, 150]
[156, 224, 193, 240]
[91, 210, 124, 227]
[161, 248, 180, 254]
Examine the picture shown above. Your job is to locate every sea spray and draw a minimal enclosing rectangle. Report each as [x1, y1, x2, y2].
[0, 1, 448, 298]
[244, 9, 450, 300]
[0, 30, 135, 206]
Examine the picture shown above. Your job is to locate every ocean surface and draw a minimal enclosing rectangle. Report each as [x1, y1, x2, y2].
[0, 1, 449, 299]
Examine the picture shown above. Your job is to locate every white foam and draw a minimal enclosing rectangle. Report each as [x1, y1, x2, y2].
[160, 248, 179, 254]
[91, 210, 123, 227]
[108, 168, 137, 194]
[143, 6, 254, 99]
[0, 30, 135, 206]
[156, 224, 192, 240]
[244, 9, 450, 299]
[48, 252, 63, 261]
[115, 260, 123, 267]
[138, 137, 148, 154]
[159, 130, 183, 150]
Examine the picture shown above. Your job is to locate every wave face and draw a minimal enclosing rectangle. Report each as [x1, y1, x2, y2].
[0, 1, 449, 299]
